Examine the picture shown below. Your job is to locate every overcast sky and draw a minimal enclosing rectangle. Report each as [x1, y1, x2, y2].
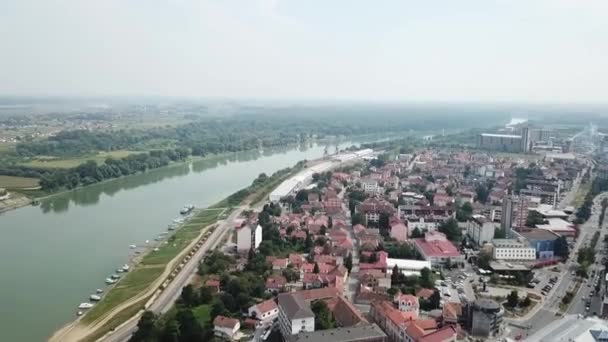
[1, 0, 606, 103]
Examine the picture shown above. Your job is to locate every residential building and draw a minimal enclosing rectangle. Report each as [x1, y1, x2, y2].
[213, 315, 241, 340]
[361, 178, 382, 194]
[500, 194, 513, 237]
[413, 231, 464, 267]
[248, 299, 279, 324]
[477, 133, 523, 153]
[237, 224, 262, 253]
[278, 293, 315, 337]
[467, 299, 503, 338]
[466, 215, 496, 246]
[492, 238, 536, 261]
[287, 324, 388, 342]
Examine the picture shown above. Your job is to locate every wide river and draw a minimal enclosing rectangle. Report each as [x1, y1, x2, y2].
[0, 140, 362, 342]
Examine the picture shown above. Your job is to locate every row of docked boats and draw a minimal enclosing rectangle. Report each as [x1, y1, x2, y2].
[76, 205, 193, 315]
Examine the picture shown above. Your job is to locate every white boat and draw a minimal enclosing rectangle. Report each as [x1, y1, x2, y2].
[145, 240, 150, 244]
[121, 264, 130, 272]
[78, 302, 94, 309]
[96, 289, 103, 294]
[129, 244, 137, 249]
[180, 205, 195, 215]
[77, 311, 83, 316]
[105, 278, 117, 284]
[116, 268, 124, 273]
[90, 294, 101, 301]
[168, 225, 176, 231]
[153, 247, 159, 252]
[110, 274, 121, 280]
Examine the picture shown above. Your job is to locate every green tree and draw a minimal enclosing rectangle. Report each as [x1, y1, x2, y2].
[176, 309, 204, 342]
[420, 267, 434, 288]
[199, 286, 213, 304]
[129, 311, 157, 342]
[526, 210, 546, 227]
[429, 289, 441, 309]
[160, 319, 180, 342]
[344, 253, 353, 273]
[411, 227, 424, 238]
[456, 202, 473, 222]
[180, 284, 199, 307]
[352, 212, 367, 226]
[439, 218, 462, 242]
[313, 262, 320, 274]
[507, 290, 519, 308]
[311, 300, 336, 330]
[391, 264, 400, 286]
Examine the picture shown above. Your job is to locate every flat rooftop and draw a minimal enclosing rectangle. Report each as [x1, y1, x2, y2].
[287, 323, 387, 342]
[480, 133, 522, 139]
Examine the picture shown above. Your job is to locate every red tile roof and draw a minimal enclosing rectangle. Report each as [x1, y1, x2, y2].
[255, 299, 278, 314]
[213, 315, 239, 329]
[414, 233, 461, 258]
[418, 325, 457, 342]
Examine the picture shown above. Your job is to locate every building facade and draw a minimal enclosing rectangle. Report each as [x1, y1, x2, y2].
[466, 215, 496, 246]
[278, 293, 315, 337]
[492, 239, 536, 261]
[468, 299, 503, 338]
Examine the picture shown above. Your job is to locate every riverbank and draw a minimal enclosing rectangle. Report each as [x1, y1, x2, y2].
[48, 160, 306, 341]
[3, 136, 374, 215]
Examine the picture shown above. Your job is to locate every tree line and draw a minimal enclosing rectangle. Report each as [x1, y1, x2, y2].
[38, 148, 190, 191]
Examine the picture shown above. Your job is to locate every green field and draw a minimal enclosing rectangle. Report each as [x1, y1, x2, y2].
[20, 150, 135, 169]
[0, 175, 40, 189]
[0, 143, 15, 154]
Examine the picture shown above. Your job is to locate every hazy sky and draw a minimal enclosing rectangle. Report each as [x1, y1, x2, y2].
[1, 0, 606, 103]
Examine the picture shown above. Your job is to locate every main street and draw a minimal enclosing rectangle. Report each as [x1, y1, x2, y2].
[102, 207, 244, 342]
[507, 191, 607, 338]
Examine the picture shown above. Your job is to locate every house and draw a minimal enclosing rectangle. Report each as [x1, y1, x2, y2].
[278, 293, 316, 337]
[272, 258, 289, 270]
[237, 224, 263, 253]
[390, 222, 408, 242]
[413, 231, 464, 267]
[213, 315, 240, 340]
[442, 302, 462, 325]
[205, 279, 221, 293]
[249, 299, 279, 325]
[266, 275, 287, 294]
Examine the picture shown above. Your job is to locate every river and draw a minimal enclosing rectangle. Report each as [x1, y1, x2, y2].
[0, 140, 362, 342]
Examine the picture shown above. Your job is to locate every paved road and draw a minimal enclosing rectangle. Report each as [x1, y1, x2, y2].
[102, 207, 244, 342]
[510, 191, 607, 338]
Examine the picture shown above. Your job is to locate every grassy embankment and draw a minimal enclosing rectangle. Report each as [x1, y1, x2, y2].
[77, 161, 305, 338]
[81, 208, 225, 325]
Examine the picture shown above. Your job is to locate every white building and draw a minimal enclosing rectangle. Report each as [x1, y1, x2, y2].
[278, 293, 315, 337]
[361, 178, 381, 194]
[237, 224, 262, 253]
[213, 315, 240, 340]
[492, 238, 536, 261]
[394, 294, 419, 318]
[467, 215, 496, 246]
[386, 258, 432, 276]
[248, 299, 279, 325]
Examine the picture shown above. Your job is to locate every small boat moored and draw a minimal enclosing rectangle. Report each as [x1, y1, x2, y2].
[105, 278, 117, 284]
[121, 264, 130, 272]
[129, 244, 137, 249]
[90, 294, 101, 301]
[96, 289, 104, 294]
[78, 302, 94, 309]
[180, 204, 195, 215]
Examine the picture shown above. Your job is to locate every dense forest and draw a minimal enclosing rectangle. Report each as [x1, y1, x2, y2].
[12, 109, 504, 157]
